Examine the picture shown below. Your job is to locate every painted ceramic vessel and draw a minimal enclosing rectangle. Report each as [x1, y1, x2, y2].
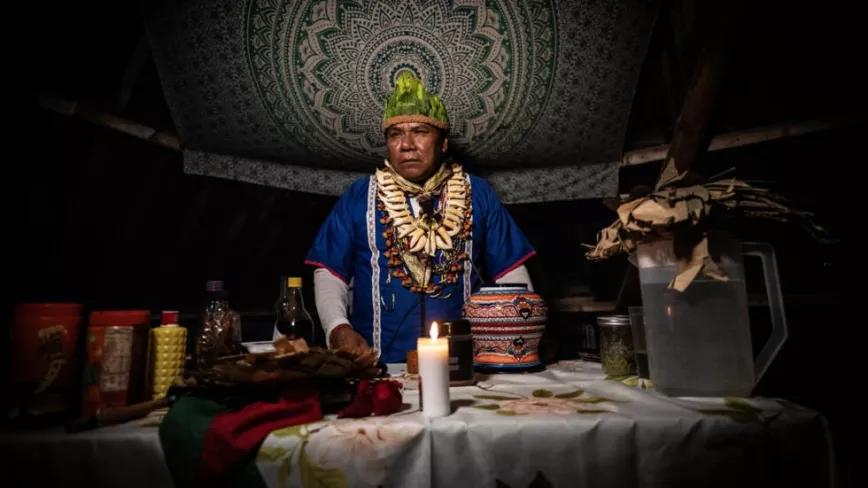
[463, 285, 547, 371]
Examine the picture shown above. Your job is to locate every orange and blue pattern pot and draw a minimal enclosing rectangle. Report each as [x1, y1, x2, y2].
[463, 285, 547, 371]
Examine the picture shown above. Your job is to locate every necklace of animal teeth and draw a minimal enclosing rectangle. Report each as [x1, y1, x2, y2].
[376, 163, 468, 257]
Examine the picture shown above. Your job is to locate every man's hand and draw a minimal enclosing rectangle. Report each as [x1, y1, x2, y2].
[329, 324, 371, 355]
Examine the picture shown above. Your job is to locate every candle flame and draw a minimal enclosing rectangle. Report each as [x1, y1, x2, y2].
[430, 321, 439, 340]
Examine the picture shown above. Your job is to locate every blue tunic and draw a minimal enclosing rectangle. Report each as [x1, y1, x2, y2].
[305, 172, 535, 362]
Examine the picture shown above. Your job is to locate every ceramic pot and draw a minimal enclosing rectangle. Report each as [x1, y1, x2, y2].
[463, 285, 547, 371]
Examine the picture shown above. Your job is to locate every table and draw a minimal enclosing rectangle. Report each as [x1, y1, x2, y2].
[1, 361, 835, 488]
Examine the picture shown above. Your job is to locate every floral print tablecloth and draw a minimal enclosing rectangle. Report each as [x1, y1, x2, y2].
[255, 361, 834, 488]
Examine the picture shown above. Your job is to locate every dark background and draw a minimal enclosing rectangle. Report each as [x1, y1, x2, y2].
[4, 1, 862, 485]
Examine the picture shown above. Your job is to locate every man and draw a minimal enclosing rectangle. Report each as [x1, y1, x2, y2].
[305, 72, 535, 362]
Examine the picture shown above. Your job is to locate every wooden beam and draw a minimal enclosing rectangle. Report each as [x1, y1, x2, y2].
[116, 32, 151, 111]
[621, 117, 861, 167]
[655, 49, 729, 188]
[655, 3, 739, 190]
[555, 296, 617, 314]
[38, 95, 182, 152]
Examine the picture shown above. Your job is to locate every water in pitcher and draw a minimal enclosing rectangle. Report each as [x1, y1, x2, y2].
[639, 266, 755, 397]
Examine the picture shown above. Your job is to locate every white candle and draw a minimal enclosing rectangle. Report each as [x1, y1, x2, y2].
[417, 321, 451, 417]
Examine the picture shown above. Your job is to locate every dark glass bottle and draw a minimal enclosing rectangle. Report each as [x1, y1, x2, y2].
[273, 276, 316, 345]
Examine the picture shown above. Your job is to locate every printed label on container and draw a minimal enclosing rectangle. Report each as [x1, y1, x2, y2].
[99, 327, 133, 392]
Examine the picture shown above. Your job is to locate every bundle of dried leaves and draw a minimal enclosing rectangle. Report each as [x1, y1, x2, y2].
[585, 178, 831, 290]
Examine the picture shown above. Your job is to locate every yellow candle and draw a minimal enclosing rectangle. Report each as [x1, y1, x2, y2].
[417, 321, 451, 417]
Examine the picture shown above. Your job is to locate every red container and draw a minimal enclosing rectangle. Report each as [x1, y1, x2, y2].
[81, 310, 151, 416]
[11, 303, 84, 416]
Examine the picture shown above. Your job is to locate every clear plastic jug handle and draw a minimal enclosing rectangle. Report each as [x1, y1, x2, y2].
[743, 242, 788, 388]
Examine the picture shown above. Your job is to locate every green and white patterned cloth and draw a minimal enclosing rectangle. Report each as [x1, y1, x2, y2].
[144, 0, 659, 203]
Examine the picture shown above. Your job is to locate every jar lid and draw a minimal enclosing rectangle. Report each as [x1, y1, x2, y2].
[476, 284, 529, 294]
[287, 277, 303, 288]
[161, 310, 179, 325]
[206, 280, 224, 292]
[15, 303, 82, 317]
[439, 319, 470, 336]
[597, 314, 630, 327]
[89, 310, 151, 327]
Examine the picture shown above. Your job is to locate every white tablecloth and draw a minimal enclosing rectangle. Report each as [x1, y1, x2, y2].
[1, 415, 173, 487]
[256, 361, 834, 488]
[1, 361, 834, 488]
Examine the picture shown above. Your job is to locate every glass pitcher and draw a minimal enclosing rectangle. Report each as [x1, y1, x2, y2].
[636, 232, 787, 397]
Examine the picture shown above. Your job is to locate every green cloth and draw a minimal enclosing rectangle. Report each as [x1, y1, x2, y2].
[159, 396, 267, 488]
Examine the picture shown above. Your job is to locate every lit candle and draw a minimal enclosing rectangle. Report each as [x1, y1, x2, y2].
[417, 321, 451, 417]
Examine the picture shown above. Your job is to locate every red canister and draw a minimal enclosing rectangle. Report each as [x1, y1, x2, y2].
[81, 310, 151, 416]
[11, 303, 84, 416]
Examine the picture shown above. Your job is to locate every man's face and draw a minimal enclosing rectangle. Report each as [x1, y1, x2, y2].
[385, 122, 448, 183]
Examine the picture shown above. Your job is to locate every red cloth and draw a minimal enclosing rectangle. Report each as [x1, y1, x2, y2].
[198, 384, 322, 484]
